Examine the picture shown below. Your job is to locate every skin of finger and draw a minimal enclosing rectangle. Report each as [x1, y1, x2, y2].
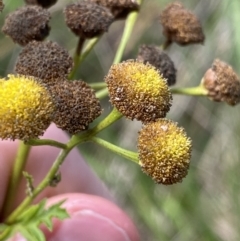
[10, 194, 140, 241]
[0, 124, 113, 213]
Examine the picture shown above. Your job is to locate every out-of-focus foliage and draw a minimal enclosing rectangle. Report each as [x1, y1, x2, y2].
[1, 1, 240, 240]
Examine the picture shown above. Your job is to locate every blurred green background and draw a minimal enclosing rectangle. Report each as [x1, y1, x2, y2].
[1, 0, 240, 240]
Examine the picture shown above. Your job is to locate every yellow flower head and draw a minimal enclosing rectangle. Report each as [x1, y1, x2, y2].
[0, 75, 54, 140]
[137, 119, 192, 185]
[105, 60, 172, 122]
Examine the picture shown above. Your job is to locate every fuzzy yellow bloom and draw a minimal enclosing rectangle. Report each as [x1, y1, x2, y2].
[0, 75, 54, 140]
[138, 119, 192, 185]
[105, 60, 172, 122]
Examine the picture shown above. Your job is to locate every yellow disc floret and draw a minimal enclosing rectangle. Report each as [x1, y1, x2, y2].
[137, 119, 192, 185]
[0, 75, 54, 140]
[105, 60, 172, 122]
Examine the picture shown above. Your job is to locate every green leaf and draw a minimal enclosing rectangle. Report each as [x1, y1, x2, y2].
[0, 199, 69, 241]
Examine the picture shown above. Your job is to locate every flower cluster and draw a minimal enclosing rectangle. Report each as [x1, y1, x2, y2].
[105, 59, 192, 184]
[2, 0, 238, 191]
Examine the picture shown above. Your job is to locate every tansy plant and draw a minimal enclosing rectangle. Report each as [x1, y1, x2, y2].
[0, 0, 239, 240]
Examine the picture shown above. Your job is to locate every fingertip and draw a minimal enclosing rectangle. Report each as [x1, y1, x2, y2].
[45, 193, 140, 241]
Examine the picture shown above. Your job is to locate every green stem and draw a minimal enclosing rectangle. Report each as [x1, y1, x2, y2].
[87, 107, 123, 136]
[68, 37, 100, 79]
[95, 87, 109, 99]
[113, 6, 141, 64]
[89, 82, 107, 90]
[162, 39, 172, 50]
[90, 136, 139, 164]
[26, 139, 67, 149]
[170, 85, 208, 96]
[5, 108, 123, 223]
[2, 142, 31, 218]
[5, 147, 72, 224]
[68, 37, 85, 80]
[62, 108, 123, 149]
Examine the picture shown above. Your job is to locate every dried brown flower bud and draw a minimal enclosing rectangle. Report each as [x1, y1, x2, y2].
[2, 6, 50, 46]
[89, 0, 139, 19]
[202, 59, 240, 106]
[138, 119, 192, 185]
[15, 41, 73, 86]
[64, 1, 114, 39]
[160, 2, 205, 46]
[49, 80, 102, 134]
[105, 60, 172, 122]
[25, 0, 58, 8]
[137, 44, 177, 86]
[0, 0, 4, 12]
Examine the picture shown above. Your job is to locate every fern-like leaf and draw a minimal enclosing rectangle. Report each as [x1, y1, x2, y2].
[0, 199, 69, 241]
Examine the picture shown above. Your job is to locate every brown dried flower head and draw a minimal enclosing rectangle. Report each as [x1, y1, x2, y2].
[2, 6, 50, 46]
[25, 0, 58, 8]
[105, 60, 172, 122]
[0, 0, 4, 12]
[160, 2, 205, 46]
[49, 80, 102, 134]
[202, 59, 240, 106]
[137, 44, 177, 86]
[89, 0, 139, 19]
[64, 1, 114, 38]
[15, 41, 73, 86]
[138, 119, 192, 185]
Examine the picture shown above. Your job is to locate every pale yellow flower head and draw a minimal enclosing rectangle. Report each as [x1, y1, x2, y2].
[138, 119, 192, 185]
[0, 75, 54, 140]
[105, 60, 172, 122]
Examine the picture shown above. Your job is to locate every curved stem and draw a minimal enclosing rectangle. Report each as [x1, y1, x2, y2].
[68, 37, 100, 79]
[2, 142, 31, 218]
[5, 108, 123, 223]
[26, 139, 67, 149]
[113, 4, 141, 64]
[170, 85, 208, 96]
[90, 136, 139, 164]
[5, 147, 72, 224]
[89, 82, 107, 90]
[95, 87, 109, 99]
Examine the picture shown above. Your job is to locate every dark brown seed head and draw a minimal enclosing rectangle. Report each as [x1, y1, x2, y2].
[64, 1, 114, 38]
[202, 59, 240, 106]
[137, 45, 177, 86]
[160, 2, 205, 46]
[25, 0, 58, 8]
[2, 6, 50, 46]
[15, 41, 73, 86]
[138, 119, 192, 185]
[49, 80, 102, 134]
[89, 0, 139, 19]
